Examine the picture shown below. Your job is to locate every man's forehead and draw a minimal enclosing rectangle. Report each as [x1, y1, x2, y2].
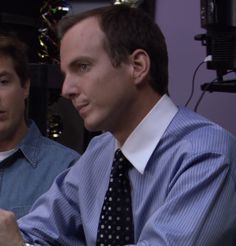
[0, 55, 14, 69]
[60, 16, 106, 71]
[63, 16, 102, 42]
[60, 17, 105, 54]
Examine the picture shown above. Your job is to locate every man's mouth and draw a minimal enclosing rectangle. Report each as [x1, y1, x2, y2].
[0, 111, 7, 120]
[76, 103, 89, 116]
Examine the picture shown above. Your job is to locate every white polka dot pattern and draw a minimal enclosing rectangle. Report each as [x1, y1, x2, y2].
[96, 149, 134, 246]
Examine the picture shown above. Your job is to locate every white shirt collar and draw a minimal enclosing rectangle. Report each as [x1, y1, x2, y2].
[120, 94, 178, 174]
[0, 148, 18, 162]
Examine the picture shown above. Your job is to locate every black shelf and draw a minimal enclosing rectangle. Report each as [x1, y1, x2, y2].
[201, 79, 236, 93]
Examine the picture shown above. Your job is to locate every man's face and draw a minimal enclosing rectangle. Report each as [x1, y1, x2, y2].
[60, 17, 139, 138]
[0, 55, 29, 150]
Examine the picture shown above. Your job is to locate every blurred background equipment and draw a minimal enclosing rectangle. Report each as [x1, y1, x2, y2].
[113, 0, 143, 7]
[38, 0, 70, 64]
[0, 0, 43, 62]
[195, 0, 236, 92]
[36, 0, 70, 141]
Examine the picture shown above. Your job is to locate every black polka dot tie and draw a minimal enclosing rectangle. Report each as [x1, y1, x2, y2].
[96, 149, 134, 246]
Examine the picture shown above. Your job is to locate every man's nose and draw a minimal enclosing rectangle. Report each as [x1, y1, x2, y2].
[61, 77, 77, 100]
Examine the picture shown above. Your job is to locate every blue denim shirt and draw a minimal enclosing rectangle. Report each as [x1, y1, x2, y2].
[0, 120, 80, 219]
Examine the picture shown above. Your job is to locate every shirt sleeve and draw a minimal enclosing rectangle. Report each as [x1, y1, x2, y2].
[132, 151, 236, 245]
[18, 167, 86, 245]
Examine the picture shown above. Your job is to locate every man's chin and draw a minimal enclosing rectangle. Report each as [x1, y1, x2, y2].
[84, 125, 100, 132]
[84, 121, 103, 133]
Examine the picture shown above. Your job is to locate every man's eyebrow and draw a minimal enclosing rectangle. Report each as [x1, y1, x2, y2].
[69, 59, 79, 70]
[60, 56, 93, 75]
[69, 57, 91, 67]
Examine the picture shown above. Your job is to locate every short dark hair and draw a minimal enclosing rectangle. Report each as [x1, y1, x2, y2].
[0, 32, 29, 86]
[57, 5, 169, 95]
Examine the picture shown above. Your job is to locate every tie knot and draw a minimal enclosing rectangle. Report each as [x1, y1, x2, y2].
[114, 149, 124, 160]
[113, 149, 132, 172]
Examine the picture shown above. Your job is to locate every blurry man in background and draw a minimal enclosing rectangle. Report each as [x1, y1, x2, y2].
[0, 33, 80, 219]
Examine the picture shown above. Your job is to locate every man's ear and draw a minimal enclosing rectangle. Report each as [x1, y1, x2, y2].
[129, 49, 150, 85]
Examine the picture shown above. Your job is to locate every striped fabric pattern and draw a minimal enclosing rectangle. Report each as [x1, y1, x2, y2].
[19, 107, 236, 245]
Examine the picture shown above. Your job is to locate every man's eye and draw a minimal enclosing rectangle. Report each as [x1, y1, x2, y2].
[0, 79, 9, 85]
[70, 61, 91, 74]
[78, 63, 90, 72]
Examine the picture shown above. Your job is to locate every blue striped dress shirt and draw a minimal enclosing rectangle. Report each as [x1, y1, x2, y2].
[18, 95, 236, 245]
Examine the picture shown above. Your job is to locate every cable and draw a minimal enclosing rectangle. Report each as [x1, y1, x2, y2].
[194, 79, 216, 112]
[184, 61, 205, 106]
[194, 70, 235, 112]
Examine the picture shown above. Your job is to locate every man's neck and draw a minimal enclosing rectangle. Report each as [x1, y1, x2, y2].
[0, 123, 28, 152]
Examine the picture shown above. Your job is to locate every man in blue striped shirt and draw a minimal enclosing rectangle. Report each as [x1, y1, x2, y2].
[0, 4, 236, 246]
